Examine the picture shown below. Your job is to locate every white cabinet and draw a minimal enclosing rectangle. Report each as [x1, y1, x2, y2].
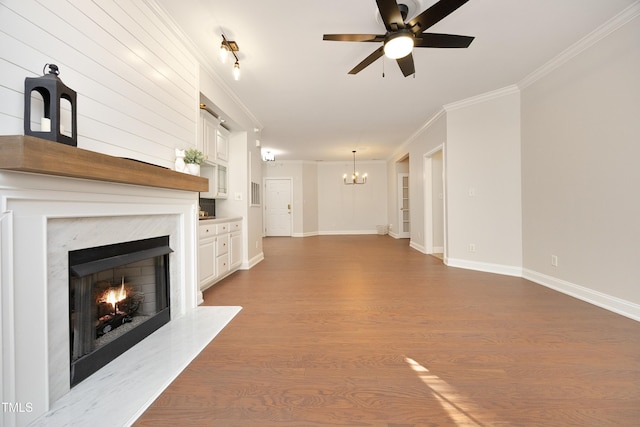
[198, 219, 242, 292]
[200, 111, 219, 165]
[216, 164, 228, 198]
[198, 238, 215, 285]
[200, 164, 227, 199]
[229, 220, 242, 270]
[199, 110, 229, 199]
[216, 127, 229, 164]
[198, 223, 216, 288]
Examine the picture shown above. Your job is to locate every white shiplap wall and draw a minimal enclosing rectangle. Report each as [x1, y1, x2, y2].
[0, 0, 199, 168]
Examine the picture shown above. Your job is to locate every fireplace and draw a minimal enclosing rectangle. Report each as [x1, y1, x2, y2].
[68, 236, 172, 386]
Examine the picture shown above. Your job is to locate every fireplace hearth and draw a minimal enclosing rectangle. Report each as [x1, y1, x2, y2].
[68, 236, 172, 386]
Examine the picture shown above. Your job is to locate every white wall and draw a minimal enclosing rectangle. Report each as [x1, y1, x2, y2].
[390, 112, 447, 250]
[318, 161, 387, 234]
[521, 12, 640, 313]
[445, 88, 523, 275]
[302, 162, 319, 235]
[0, 0, 199, 168]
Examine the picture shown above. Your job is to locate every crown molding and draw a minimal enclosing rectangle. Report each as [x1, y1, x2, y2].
[388, 108, 445, 161]
[519, 1, 640, 89]
[444, 85, 520, 112]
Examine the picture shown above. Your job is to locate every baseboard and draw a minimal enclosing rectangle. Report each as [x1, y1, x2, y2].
[523, 269, 640, 322]
[409, 241, 426, 254]
[292, 231, 319, 237]
[446, 257, 523, 277]
[318, 230, 378, 235]
[242, 252, 264, 270]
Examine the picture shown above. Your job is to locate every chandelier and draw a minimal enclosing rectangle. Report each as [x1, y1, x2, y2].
[343, 150, 367, 185]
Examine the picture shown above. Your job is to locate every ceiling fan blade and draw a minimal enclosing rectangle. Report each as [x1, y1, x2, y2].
[407, 0, 469, 34]
[348, 46, 385, 75]
[323, 34, 385, 42]
[415, 33, 474, 48]
[376, 0, 405, 31]
[396, 53, 415, 77]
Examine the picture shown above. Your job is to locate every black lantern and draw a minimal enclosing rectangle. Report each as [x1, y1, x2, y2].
[24, 64, 77, 146]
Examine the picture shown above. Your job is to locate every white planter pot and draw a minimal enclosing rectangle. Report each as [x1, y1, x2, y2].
[186, 163, 200, 176]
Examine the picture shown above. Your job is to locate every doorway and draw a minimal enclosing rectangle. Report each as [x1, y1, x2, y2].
[424, 147, 445, 257]
[397, 173, 410, 238]
[264, 178, 292, 236]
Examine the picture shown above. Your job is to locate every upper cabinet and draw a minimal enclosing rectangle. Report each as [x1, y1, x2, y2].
[200, 109, 229, 167]
[199, 108, 230, 199]
[200, 110, 219, 165]
[216, 127, 229, 164]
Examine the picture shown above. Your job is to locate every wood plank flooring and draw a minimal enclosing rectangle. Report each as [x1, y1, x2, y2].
[134, 235, 640, 426]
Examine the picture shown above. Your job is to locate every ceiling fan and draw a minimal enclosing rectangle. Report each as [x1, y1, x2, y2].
[323, 0, 474, 77]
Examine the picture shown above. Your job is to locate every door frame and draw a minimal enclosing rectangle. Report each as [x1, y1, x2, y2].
[263, 177, 293, 237]
[397, 173, 410, 238]
[424, 145, 447, 257]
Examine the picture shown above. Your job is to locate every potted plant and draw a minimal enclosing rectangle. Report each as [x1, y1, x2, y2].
[183, 148, 205, 175]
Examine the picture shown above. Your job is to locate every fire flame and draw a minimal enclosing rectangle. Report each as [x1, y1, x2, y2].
[104, 283, 127, 309]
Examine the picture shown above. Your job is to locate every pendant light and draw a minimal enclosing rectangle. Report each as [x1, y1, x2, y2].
[343, 150, 367, 185]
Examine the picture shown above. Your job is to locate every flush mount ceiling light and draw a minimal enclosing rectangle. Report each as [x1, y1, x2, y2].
[343, 150, 367, 185]
[220, 34, 241, 80]
[263, 151, 275, 162]
[384, 30, 414, 59]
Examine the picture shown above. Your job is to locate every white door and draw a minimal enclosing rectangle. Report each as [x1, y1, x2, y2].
[265, 178, 292, 236]
[398, 173, 410, 238]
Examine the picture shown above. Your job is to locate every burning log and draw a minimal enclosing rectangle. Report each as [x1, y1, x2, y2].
[94, 277, 141, 337]
[96, 311, 132, 336]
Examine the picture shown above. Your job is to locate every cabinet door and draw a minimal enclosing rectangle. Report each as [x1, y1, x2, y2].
[216, 128, 228, 163]
[198, 239, 215, 289]
[216, 164, 228, 198]
[230, 231, 242, 269]
[201, 112, 218, 165]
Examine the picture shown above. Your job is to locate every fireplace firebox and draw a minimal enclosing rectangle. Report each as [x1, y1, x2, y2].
[68, 236, 172, 386]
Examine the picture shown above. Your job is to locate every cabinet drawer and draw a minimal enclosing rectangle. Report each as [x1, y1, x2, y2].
[217, 253, 229, 276]
[217, 233, 229, 255]
[229, 221, 241, 232]
[199, 224, 215, 238]
[216, 223, 229, 234]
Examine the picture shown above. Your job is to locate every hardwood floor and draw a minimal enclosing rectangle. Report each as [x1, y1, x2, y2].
[135, 235, 640, 426]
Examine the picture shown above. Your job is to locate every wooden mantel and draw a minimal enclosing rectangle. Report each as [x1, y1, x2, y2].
[0, 135, 208, 192]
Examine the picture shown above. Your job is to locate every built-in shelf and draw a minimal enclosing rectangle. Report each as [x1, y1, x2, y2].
[0, 135, 208, 192]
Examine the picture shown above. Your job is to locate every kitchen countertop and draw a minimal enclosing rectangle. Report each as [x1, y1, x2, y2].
[198, 216, 242, 224]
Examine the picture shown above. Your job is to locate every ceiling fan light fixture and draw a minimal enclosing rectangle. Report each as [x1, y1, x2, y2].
[384, 31, 414, 59]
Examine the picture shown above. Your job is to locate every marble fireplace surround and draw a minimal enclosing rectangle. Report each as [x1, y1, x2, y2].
[0, 138, 237, 425]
